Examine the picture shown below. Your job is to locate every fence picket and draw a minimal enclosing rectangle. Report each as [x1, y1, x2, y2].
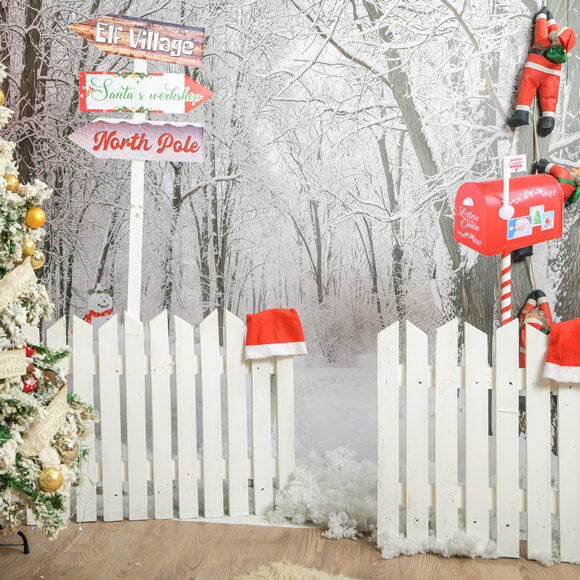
[435, 319, 458, 541]
[45, 317, 70, 521]
[558, 381, 580, 562]
[98, 315, 123, 521]
[174, 315, 199, 519]
[377, 321, 400, 541]
[124, 312, 148, 520]
[405, 321, 429, 540]
[275, 356, 295, 494]
[495, 320, 520, 557]
[525, 326, 552, 560]
[72, 316, 97, 522]
[199, 309, 224, 517]
[464, 322, 489, 549]
[251, 358, 274, 515]
[149, 311, 173, 519]
[45, 315, 67, 353]
[224, 310, 249, 516]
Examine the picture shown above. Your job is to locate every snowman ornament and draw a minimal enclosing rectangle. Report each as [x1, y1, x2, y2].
[83, 286, 114, 328]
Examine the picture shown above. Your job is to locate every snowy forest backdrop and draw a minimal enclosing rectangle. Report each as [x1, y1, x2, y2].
[1, 0, 579, 362]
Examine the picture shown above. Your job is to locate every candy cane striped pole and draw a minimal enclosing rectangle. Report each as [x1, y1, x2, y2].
[500, 251, 512, 325]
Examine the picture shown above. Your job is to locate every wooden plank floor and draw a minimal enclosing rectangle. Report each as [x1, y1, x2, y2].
[0, 520, 579, 579]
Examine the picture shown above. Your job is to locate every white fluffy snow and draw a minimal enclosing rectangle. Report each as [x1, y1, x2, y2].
[269, 448, 377, 540]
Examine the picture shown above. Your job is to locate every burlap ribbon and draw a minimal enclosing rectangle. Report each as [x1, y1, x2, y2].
[0, 258, 37, 311]
[20, 386, 68, 456]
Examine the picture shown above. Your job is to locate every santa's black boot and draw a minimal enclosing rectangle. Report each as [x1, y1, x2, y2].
[512, 246, 533, 261]
[538, 116, 555, 136]
[508, 110, 530, 127]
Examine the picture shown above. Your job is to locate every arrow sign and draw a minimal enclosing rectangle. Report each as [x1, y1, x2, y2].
[69, 118, 204, 163]
[80, 71, 213, 114]
[70, 14, 205, 67]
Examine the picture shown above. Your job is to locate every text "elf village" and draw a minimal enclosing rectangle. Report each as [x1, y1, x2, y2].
[95, 22, 199, 58]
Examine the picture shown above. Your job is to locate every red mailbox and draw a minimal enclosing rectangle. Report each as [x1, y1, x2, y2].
[454, 174, 563, 257]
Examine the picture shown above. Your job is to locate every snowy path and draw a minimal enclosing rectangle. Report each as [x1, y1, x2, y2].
[294, 354, 378, 462]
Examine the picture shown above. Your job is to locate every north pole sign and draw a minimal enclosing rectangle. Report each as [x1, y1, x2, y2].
[69, 119, 204, 163]
[80, 71, 213, 114]
[70, 15, 205, 67]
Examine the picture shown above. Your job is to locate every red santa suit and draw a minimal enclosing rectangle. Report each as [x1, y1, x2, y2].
[510, 11, 576, 135]
[544, 161, 580, 202]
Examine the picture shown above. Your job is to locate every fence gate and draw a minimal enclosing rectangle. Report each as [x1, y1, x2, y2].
[32, 309, 295, 523]
[377, 319, 580, 564]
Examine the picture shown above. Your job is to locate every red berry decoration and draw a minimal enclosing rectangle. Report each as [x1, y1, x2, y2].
[24, 346, 36, 358]
[22, 374, 38, 393]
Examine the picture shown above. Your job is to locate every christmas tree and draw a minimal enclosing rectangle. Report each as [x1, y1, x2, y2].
[0, 64, 97, 537]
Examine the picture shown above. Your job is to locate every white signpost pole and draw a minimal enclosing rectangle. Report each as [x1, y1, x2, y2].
[127, 59, 147, 318]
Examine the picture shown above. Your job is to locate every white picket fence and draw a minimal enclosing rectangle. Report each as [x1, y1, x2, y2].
[33, 309, 295, 523]
[377, 319, 580, 564]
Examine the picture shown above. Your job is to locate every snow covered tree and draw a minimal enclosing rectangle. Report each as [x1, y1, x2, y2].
[0, 64, 97, 538]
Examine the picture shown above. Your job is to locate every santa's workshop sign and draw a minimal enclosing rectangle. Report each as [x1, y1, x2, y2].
[69, 119, 204, 163]
[80, 71, 213, 114]
[70, 15, 205, 67]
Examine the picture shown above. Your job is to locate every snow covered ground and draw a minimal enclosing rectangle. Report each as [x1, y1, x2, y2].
[294, 354, 378, 462]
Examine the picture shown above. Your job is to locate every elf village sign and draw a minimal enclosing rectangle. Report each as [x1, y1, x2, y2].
[70, 14, 205, 67]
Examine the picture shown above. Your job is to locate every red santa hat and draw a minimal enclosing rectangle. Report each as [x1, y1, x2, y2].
[245, 308, 307, 360]
[558, 27, 576, 56]
[543, 318, 580, 383]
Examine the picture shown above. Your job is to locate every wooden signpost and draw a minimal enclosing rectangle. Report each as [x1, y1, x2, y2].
[80, 71, 213, 114]
[70, 15, 205, 67]
[68, 119, 204, 163]
[70, 15, 208, 318]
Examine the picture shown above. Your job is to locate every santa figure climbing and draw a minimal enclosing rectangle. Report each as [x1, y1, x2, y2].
[509, 7, 576, 136]
[534, 158, 580, 202]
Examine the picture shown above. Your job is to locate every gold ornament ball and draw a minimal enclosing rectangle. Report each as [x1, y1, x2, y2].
[55, 435, 80, 462]
[25, 207, 46, 228]
[3, 174, 19, 193]
[0, 90, 5, 107]
[38, 467, 63, 493]
[30, 251, 45, 269]
[22, 239, 36, 257]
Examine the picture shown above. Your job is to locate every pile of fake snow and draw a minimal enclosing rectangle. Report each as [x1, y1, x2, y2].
[269, 448, 377, 539]
[269, 448, 563, 565]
